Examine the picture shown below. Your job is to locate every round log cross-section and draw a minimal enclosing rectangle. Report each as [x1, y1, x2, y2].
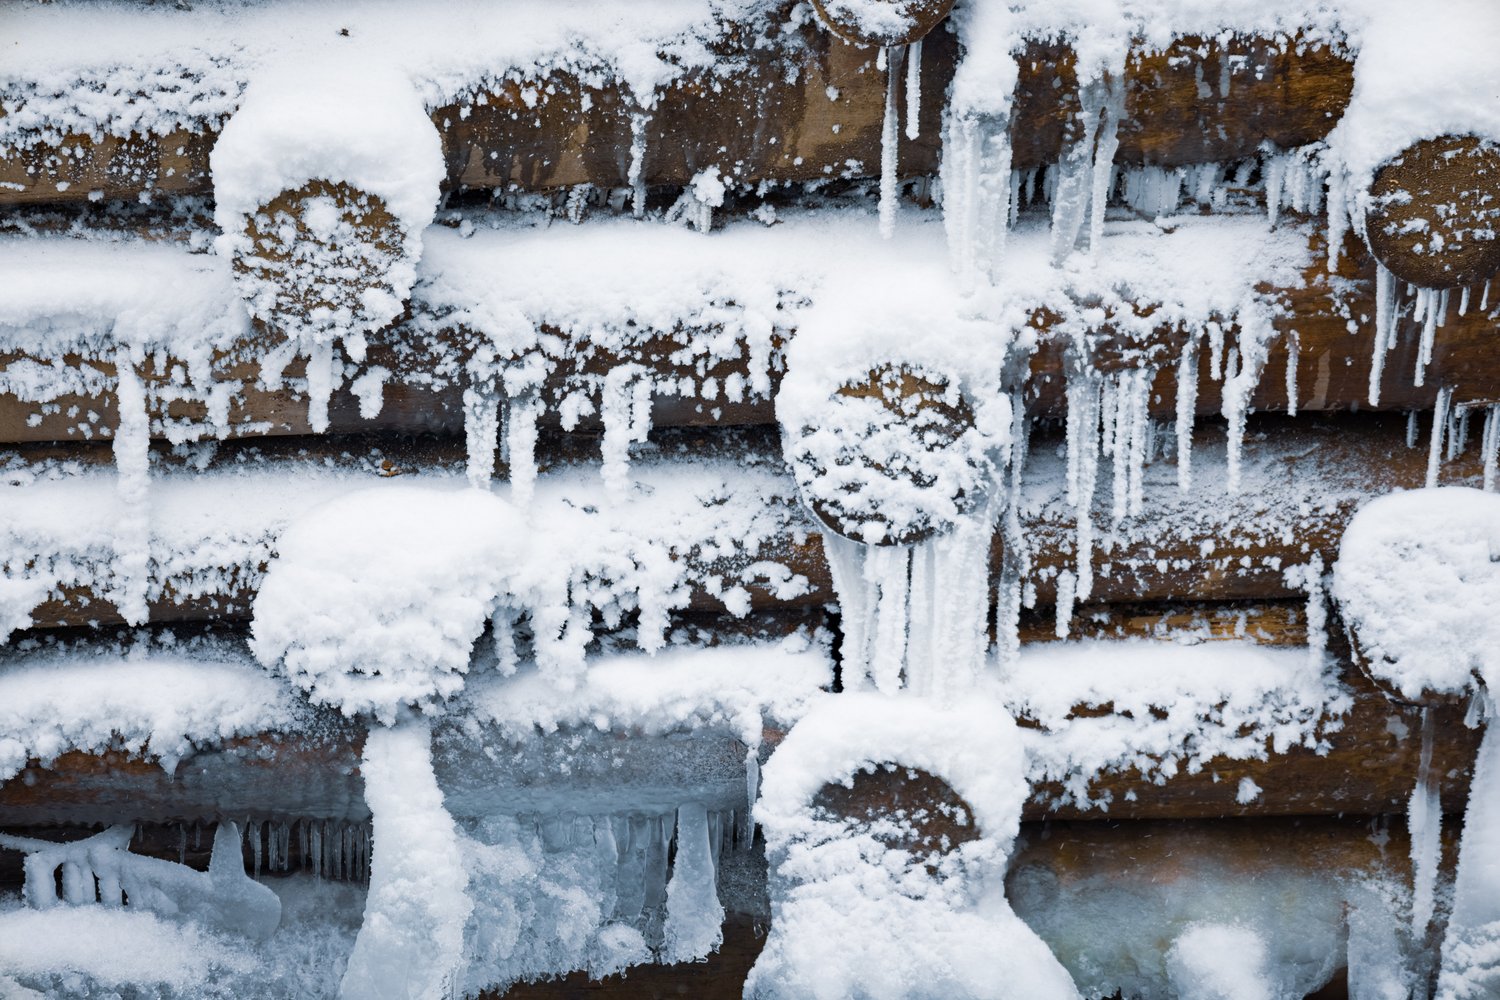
[812, 764, 982, 862]
[810, 0, 955, 47]
[234, 180, 408, 341]
[1366, 135, 1500, 288]
[786, 365, 991, 546]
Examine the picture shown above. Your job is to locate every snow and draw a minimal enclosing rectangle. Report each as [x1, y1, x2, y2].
[340, 717, 470, 1000]
[1332, 487, 1500, 700]
[251, 486, 525, 722]
[0, 639, 302, 781]
[750, 693, 1078, 999]
[1006, 640, 1347, 810]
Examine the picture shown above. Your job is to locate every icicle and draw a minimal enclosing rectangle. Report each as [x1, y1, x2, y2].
[1326, 169, 1347, 274]
[1436, 694, 1500, 996]
[1415, 288, 1440, 388]
[601, 366, 652, 501]
[1408, 410, 1421, 449]
[1484, 405, 1500, 492]
[1427, 387, 1452, 487]
[662, 803, 724, 962]
[628, 111, 650, 218]
[1222, 304, 1274, 494]
[904, 39, 922, 141]
[251, 820, 262, 880]
[1484, 280, 1493, 313]
[462, 373, 501, 488]
[1050, 79, 1107, 262]
[305, 340, 336, 434]
[506, 391, 541, 507]
[1302, 554, 1327, 669]
[1285, 330, 1299, 417]
[878, 45, 904, 239]
[1054, 570, 1076, 639]
[1263, 148, 1287, 227]
[995, 395, 1030, 668]
[1410, 707, 1442, 935]
[1370, 265, 1397, 407]
[867, 545, 911, 693]
[1065, 373, 1101, 603]
[1207, 322, 1225, 381]
[111, 345, 151, 627]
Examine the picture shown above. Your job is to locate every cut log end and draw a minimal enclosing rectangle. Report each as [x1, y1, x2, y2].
[811, 765, 981, 859]
[1366, 135, 1500, 289]
[790, 365, 985, 546]
[234, 179, 408, 341]
[809, 0, 955, 48]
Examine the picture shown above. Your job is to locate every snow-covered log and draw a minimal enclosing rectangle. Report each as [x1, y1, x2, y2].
[0, 26, 1353, 207]
[1365, 135, 1500, 289]
[809, 0, 955, 47]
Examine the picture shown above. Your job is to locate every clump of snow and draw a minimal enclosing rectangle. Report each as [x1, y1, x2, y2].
[749, 693, 1078, 1000]
[1332, 487, 1500, 700]
[0, 640, 303, 781]
[251, 486, 523, 723]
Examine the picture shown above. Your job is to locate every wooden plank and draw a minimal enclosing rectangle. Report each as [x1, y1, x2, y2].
[1, 33, 1350, 207]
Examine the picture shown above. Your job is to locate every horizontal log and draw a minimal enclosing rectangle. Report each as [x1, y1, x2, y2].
[1, 31, 1349, 208]
[3, 218, 1495, 449]
[0, 620, 1478, 825]
[4, 412, 1489, 631]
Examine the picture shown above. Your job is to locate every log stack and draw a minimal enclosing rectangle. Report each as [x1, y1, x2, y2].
[4, 2, 1500, 997]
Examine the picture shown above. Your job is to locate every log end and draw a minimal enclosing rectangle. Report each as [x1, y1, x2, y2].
[233, 179, 408, 340]
[789, 365, 986, 546]
[1366, 135, 1500, 289]
[811, 765, 981, 859]
[809, 0, 954, 48]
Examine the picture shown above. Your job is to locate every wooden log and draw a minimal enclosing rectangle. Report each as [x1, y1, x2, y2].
[1365, 135, 1500, 288]
[5, 412, 1490, 629]
[231, 181, 409, 343]
[1, 33, 1351, 207]
[5, 221, 1497, 447]
[0, 646, 1476, 825]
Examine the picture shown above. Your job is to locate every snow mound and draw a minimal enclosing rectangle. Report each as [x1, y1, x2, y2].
[251, 485, 523, 722]
[1332, 487, 1500, 700]
[749, 693, 1078, 1000]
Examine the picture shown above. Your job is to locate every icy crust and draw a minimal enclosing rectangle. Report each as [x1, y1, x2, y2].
[749, 693, 1079, 1000]
[1332, 488, 1500, 700]
[1006, 641, 1348, 810]
[251, 487, 526, 722]
[0, 639, 303, 782]
[460, 636, 832, 744]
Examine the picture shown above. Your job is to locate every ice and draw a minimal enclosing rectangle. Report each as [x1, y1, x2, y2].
[1410, 708, 1442, 934]
[629, 110, 650, 219]
[0, 822, 281, 941]
[904, 38, 922, 141]
[662, 803, 725, 962]
[1437, 696, 1500, 999]
[340, 717, 470, 1000]
[879, 45, 904, 240]
[1428, 387, 1455, 487]
[1483, 405, 1500, 492]
[1347, 882, 1418, 1000]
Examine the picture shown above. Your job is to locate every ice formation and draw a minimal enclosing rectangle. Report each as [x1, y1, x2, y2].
[0, 822, 281, 942]
[749, 693, 1079, 1000]
[340, 717, 470, 1000]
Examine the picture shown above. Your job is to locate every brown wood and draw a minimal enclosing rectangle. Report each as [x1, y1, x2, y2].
[4, 223, 1496, 447]
[1366, 135, 1500, 288]
[0, 627, 1480, 825]
[6, 413, 1487, 629]
[1, 33, 1351, 207]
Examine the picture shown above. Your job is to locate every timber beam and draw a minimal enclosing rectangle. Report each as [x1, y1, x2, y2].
[1, 31, 1352, 208]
